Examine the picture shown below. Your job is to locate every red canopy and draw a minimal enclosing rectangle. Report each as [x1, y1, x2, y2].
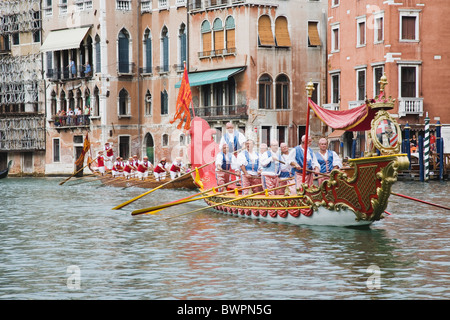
[308, 98, 377, 132]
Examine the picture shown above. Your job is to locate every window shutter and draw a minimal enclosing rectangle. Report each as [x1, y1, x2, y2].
[202, 32, 212, 54]
[275, 17, 291, 47]
[308, 22, 321, 46]
[258, 15, 275, 46]
[214, 30, 224, 52]
[402, 16, 416, 40]
[226, 29, 235, 49]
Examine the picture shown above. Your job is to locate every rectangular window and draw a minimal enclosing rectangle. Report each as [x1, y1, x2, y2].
[400, 66, 417, 97]
[310, 82, 319, 105]
[261, 126, 271, 146]
[53, 138, 60, 162]
[374, 15, 384, 43]
[202, 84, 211, 107]
[357, 69, 366, 101]
[332, 0, 339, 6]
[373, 66, 384, 96]
[12, 33, 19, 45]
[400, 10, 420, 41]
[119, 136, 130, 159]
[357, 17, 366, 47]
[331, 73, 340, 104]
[277, 126, 286, 145]
[331, 24, 339, 52]
[308, 21, 321, 47]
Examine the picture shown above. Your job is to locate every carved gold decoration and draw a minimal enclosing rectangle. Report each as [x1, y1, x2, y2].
[370, 110, 402, 155]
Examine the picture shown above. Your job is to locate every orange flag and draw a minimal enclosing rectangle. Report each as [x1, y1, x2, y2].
[171, 63, 192, 130]
[75, 132, 90, 166]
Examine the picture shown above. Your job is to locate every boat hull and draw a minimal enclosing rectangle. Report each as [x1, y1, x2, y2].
[96, 173, 197, 189]
[197, 154, 410, 228]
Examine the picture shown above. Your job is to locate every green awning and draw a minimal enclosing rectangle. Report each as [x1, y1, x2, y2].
[175, 67, 244, 88]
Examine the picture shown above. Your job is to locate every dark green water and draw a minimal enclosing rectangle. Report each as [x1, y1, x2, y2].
[0, 177, 448, 299]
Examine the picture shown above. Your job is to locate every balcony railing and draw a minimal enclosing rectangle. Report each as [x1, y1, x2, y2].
[398, 97, 423, 117]
[191, 104, 248, 120]
[198, 47, 236, 58]
[52, 115, 91, 128]
[46, 66, 93, 81]
[117, 62, 135, 75]
[322, 103, 340, 111]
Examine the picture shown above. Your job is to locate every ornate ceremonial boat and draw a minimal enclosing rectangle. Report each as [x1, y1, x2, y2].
[95, 172, 197, 189]
[187, 76, 409, 227]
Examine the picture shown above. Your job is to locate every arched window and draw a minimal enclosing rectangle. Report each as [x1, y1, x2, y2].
[118, 88, 129, 116]
[225, 16, 235, 53]
[60, 90, 67, 112]
[213, 18, 224, 54]
[275, 16, 291, 47]
[145, 90, 152, 115]
[143, 28, 152, 73]
[144, 133, 154, 164]
[258, 74, 272, 109]
[50, 90, 57, 116]
[160, 89, 168, 115]
[275, 74, 289, 109]
[95, 35, 101, 73]
[161, 26, 169, 72]
[201, 20, 211, 56]
[258, 15, 275, 46]
[93, 86, 100, 117]
[118, 29, 130, 73]
[179, 23, 187, 66]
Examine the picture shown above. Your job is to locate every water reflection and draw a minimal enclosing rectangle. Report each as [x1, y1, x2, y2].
[0, 178, 448, 299]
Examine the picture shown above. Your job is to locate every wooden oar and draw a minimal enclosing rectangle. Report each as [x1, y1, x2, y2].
[391, 192, 450, 211]
[59, 156, 99, 185]
[164, 182, 297, 220]
[133, 176, 295, 216]
[112, 158, 216, 210]
[120, 175, 165, 189]
[131, 179, 243, 216]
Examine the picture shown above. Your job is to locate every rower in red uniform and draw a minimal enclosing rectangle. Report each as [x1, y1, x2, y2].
[104, 142, 114, 170]
[123, 157, 133, 179]
[154, 157, 169, 181]
[112, 156, 123, 177]
[137, 156, 153, 180]
[97, 151, 105, 175]
[169, 157, 184, 180]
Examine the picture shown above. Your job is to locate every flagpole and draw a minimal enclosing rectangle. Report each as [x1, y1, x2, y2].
[303, 80, 315, 185]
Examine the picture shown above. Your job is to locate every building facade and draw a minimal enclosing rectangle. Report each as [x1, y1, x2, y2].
[0, 0, 326, 176]
[327, 0, 450, 157]
[0, 0, 45, 175]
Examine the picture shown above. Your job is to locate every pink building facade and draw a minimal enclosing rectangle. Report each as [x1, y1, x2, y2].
[327, 0, 450, 156]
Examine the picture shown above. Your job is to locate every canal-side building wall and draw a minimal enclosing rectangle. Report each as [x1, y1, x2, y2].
[327, 0, 450, 157]
[0, 0, 46, 176]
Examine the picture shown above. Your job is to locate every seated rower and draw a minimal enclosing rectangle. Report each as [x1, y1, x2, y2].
[112, 156, 123, 177]
[123, 157, 134, 179]
[170, 157, 184, 180]
[315, 137, 342, 185]
[154, 157, 170, 181]
[215, 144, 238, 192]
[237, 139, 261, 195]
[277, 142, 293, 195]
[97, 151, 106, 175]
[260, 140, 281, 196]
[288, 135, 320, 189]
[137, 156, 153, 180]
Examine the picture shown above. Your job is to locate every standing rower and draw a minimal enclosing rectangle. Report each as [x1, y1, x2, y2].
[315, 138, 342, 185]
[289, 135, 320, 188]
[260, 140, 281, 196]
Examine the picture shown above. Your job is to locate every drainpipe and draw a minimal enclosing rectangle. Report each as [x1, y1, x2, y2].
[137, 0, 142, 155]
[186, 0, 190, 71]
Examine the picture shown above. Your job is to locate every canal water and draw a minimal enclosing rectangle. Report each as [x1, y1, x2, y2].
[0, 177, 448, 300]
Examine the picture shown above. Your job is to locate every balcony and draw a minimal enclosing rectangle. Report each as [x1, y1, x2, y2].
[191, 104, 248, 121]
[46, 66, 93, 82]
[322, 103, 340, 111]
[398, 97, 423, 117]
[348, 100, 365, 109]
[117, 62, 135, 76]
[51, 115, 91, 130]
[198, 47, 236, 59]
